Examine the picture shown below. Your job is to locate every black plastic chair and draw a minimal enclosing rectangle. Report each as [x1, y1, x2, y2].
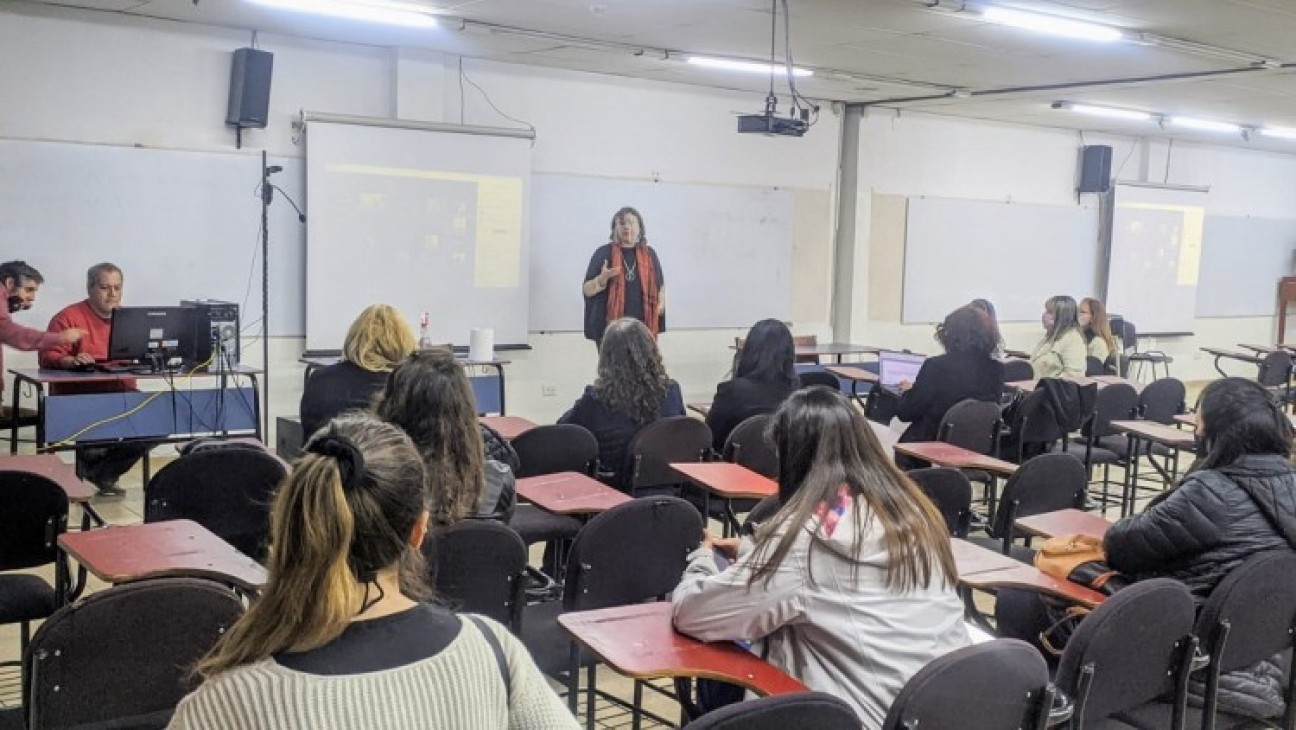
[1113, 318, 1174, 381]
[906, 467, 973, 538]
[1139, 378, 1187, 425]
[1054, 578, 1198, 730]
[509, 424, 597, 576]
[1003, 359, 1035, 383]
[742, 494, 782, 535]
[686, 691, 859, 729]
[23, 577, 244, 730]
[883, 639, 1057, 730]
[1257, 350, 1293, 389]
[427, 520, 527, 633]
[0, 471, 70, 666]
[145, 445, 287, 563]
[798, 370, 841, 390]
[715, 414, 778, 534]
[938, 398, 1003, 510]
[623, 416, 712, 496]
[1075, 383, 1140, 511]
[976, 453, 1087, 557]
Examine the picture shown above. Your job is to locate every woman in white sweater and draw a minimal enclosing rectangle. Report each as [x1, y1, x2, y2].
[1029, 295, 1087, 378]
[672, 387, 969, 727]
[169, 414, 576, 730]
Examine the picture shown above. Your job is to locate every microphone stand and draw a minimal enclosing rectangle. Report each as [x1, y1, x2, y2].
[258, 152, 306, 441]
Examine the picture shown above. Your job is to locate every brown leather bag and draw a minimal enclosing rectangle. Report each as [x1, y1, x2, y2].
[1033, 534, 1128, 595]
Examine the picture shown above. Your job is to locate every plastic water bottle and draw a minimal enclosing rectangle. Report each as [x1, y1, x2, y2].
[418, 311, 431, 350]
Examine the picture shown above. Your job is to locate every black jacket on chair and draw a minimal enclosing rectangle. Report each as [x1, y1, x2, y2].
[704, 376, 796, 453]
[896, 351, 1004, 444]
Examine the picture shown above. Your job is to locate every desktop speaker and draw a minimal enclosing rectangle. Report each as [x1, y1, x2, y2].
[226, 48, 273, 129]
[1077, 145, 1112, 193]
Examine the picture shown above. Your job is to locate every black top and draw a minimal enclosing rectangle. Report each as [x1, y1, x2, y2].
[583, 243, 665, 342]
[705, 376, 797, 453]
[558, 381, 685, 485]
[300, 361, 390, 438]
[276, 603, 461, 674]
[895, 351, 1004, 444]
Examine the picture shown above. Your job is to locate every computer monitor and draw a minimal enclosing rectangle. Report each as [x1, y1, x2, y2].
[878, 351, 927, 388]
[106, 306, 197, 369]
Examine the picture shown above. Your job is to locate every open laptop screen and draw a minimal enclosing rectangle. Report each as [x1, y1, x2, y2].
[878, 351, 927, 388]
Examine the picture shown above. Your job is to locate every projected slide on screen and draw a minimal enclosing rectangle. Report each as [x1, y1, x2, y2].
[1106, 184, 1206, 335]
[306, 122, 531, 351]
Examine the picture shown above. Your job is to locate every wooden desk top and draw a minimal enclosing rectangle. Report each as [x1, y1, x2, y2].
[893, 442, 1018, 476]
[950, 538, 1023, 576]
[515, 472, 630, 515]
[1015, 509, 1112, 540]
[961, 564, 1106, 608]
[58, 519, 266, 592]
[12, 365, 262, 384]
[670, 462, 778, 500]
[478, 415, 537, 441]
[687, 402, 712, 417]
[558, 602, 808, 696]
[1199, 347, 1263, 364]
[0, 454, 95, 503]
[823, 365, 879, 383]
[1174, 412, 1296, 429]
[1110, 420, 1196, 449]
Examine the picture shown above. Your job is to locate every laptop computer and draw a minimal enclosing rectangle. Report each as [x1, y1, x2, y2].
[877, 351, 927, 395]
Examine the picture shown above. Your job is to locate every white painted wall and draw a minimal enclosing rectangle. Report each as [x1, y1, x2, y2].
[851, 111, 1296, 383]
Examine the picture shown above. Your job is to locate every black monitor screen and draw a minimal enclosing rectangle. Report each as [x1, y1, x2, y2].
[107, 306, 196, 364]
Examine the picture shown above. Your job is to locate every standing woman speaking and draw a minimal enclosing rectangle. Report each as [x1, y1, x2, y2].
[582, 206, 665, 346]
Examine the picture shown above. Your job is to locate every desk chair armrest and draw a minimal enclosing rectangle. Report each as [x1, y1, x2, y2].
[1190, 648, 1211, 673]
[1045, 686, 1075, 728]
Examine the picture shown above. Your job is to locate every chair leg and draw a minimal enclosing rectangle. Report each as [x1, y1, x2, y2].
[20, 621, 30, 658]
[632, 679, 644, 730]
[567, 642, 580, 715]
[585, 661, 597, 730]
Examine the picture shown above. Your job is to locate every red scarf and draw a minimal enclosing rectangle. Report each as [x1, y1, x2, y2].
[606, 243, 660, 337]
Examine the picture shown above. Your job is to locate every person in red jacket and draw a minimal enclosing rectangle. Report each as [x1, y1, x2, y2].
[0, 260, 83, 386]
[40, 263, 144, 496]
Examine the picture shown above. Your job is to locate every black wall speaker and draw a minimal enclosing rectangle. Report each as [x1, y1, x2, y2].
[1077, 145, 1113, 193]
[226, 48, 273, 129]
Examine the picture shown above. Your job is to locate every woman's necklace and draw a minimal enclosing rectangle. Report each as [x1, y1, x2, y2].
[622, 249, 638, 283]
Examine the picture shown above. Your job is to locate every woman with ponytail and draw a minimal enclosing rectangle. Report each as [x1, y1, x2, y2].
[169, 413, 575, 729]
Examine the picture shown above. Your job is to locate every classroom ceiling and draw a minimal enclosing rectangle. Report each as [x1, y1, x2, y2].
[18, 0, 1296, 152]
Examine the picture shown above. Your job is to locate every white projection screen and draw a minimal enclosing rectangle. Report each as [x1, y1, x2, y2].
[305, 120, 532, 351]
[1106, 183, 1207, 335]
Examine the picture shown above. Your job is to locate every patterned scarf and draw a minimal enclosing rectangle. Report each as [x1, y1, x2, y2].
[606, 243, 660, 337]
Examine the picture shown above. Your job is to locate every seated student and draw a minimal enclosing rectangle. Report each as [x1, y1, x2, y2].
[40, 263, 148, 496]
[969, 297, 1007, 359]
[1104, 377, 1296, 720]
[1079, 297, 1118, 370]
[300, 304, 415, 439]
[895, 305, 1004, 466]
[168, 414, 576, 730]
[672, 387, 969, 727]
[1028, 295, 1087, 379]
[375, 350, 517, 525]
[558, 317, 684, 488]
[706, 319, 798, 452]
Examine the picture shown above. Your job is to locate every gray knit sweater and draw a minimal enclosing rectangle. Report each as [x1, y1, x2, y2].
[167, 615, 578, 729]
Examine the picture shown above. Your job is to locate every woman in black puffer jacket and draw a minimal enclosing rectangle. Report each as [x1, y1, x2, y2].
[1104, 377, 1296, 720]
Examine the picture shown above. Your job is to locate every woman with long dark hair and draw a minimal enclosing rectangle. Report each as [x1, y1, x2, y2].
[705, 319, 798, 451]
[559, 317, 684, 487]
[581, 206, 665, 346]
[1028, 295, 1086, 378]
[170, 414, 575, 729]
[672, 387, 969, 726]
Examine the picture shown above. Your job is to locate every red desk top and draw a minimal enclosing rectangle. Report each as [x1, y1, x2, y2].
[950, 538, 1022, 577]
[478, 415, 537, 441]
[893, 442, 1018, 476]
[823, 365, 878, 383]
[0, 454, 95, 503]
[1015, 509, 1112, 540]
[516, 472, 630, 515]
[670, 462, 778, 500]
[58, 519, 266, 592]
[1007, 375, 1141, 393]
[1110, 420, 1196, 449]
[961, 564, 1106, 608]
[1175, 412, 1296, 429]
[558, 602, 808, 696]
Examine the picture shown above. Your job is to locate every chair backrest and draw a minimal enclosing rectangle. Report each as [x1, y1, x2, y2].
[1111, 317, 1137, 353]
[938, 399, 1001, 455]
[1055, 578, 1197, 726]
[906, 467, 973, 538]
[686, 691, 859, 730]
[1196, 551, 1296, 675]
[0, 471, 68, 571]
[742, 495, 782, 534]
[145, 446, 287, 562]
[883, 639, 1051, 730]
[427, 520, 527, 632]
[1086, 383, 1139, 439]
[1003, 359, 1035, 383]
[24, 577, 244, 730]
[798, 370, 841, 390]
[624, 416, 712, 493]
[1257, 351, 1294, 388]
[993, 453, 1086, 538]
[563, 496, 702, 612]
[511, 423, 600, 478]
[1085, 355, 1107, 377]
[1137, 378, 1186, 425]
[723, 414, 778, 479]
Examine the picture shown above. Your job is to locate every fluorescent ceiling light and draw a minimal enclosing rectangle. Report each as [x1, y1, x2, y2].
[981, 7, 1123, 42]
[1055, 102, 1152, 122]
[247, 0, 439, 27]
[687, 56, 813, 77]
[1260, 127, 1296, 140]
[1168, 116, 1242, 134]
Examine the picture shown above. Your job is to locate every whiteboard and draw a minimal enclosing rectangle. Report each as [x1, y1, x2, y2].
[529, 174, 793, 331]
[902, 197, 1099, 323]
[1106, 184, 1207, 334]
[1196, 215, 1296, 317]
[0, 139, 305, 337]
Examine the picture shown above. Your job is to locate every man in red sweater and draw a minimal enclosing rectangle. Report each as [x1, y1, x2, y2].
[41, 263, 146, 496]
[0, 260, 83, 384]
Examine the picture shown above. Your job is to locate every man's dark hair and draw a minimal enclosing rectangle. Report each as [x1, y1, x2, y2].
[0, 261, 44, 287]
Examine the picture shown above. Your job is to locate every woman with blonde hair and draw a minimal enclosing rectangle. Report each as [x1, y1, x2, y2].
[169, 413, 575, 729]
[299, 304, 415, 437]
[1079, 297, 1118, 369]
